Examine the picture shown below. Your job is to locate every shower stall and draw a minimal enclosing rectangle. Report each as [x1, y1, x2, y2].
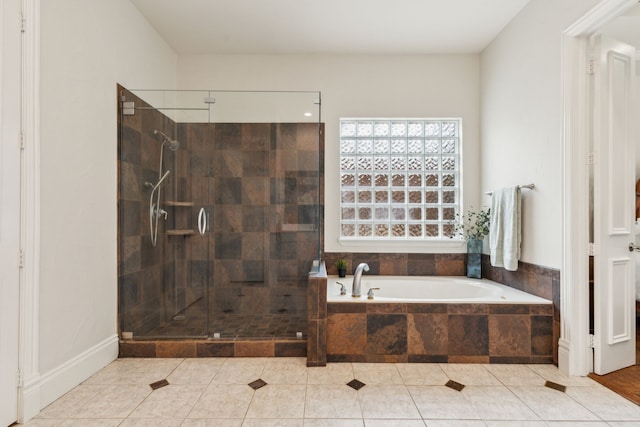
[117, 86, 323, 340]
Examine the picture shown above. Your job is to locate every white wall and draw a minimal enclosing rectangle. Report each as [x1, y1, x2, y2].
[480, 0, 600, 269]
[177, 54, 480, 253]
[38, 0, 176, 406]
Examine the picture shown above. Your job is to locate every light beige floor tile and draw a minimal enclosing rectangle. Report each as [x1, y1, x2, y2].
[36, 385, 108, 419]
[211, 358, 267, 384]
[21, 420, 62, 427]
[304, 384, 362, 419]
[607, 422, 640, 427]
[422, 421, 487, 427]
[245, 385, 306, 419]
[484, 421, 549, 426]
[261, 358, 308, 384]
[565, 385, 640, 421]
[241, 419, 304, 426]
[306, 363, 354, 385]
[483, 364, 546, 386]
[364, 419, 426, 426]
[439, 364, 500, 386]
[181, 419, 243, 426]
[395, 363, 449, 386]
[167, 358, 226, 384]
[119, 419, 183, 426]
[351, 364, 403, 385]
[509, 386, 600, 421]
[545, 423, 610, 427]
[188, 383, 254, 418]
[58, 420, 122, 427]
[70, 384, 151, 419]
[129, 384, 206, 419]
[526, 365, 597, 387]
[303, 420, 364, 427]
[83, 358, 182, 385]
[407, 385, 479, 420]
[462, 385, 540, 421]
[357, 385, 420, 419]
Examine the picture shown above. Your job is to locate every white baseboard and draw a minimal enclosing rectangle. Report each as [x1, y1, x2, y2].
[20, 334, 118, 422]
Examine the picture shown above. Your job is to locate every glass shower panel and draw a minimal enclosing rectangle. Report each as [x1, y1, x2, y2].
[118, 87, 321, 341]
[207, 91, 321, 339]
[118, 87, 210, 338]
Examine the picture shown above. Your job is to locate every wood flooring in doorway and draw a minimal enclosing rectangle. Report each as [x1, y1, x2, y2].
[587, 325, 640, 405]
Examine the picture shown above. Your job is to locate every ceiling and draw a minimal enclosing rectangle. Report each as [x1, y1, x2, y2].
[597, 2, 640, 48]
[129, 0, 532, 55]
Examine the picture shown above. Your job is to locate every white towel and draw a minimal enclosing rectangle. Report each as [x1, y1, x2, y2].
[489, 186, 521, 271]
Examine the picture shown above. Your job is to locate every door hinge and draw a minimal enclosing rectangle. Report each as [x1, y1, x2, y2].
[19, 131, 25, 150]
[587, 152, 594, 165]
[20, 16, 26, 33]
[588, 242, 597, 256]
[588, 59, 596, 74]
[588, 334, 595, 348]
[17, 370, 24, 387]
[19, 249, 24, 269]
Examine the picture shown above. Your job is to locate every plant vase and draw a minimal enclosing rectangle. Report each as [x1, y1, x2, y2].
[338, 268, 347, 278]
[466, 238, 483, 278]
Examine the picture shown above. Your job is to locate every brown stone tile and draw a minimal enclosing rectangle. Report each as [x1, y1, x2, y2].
[366, 354, 408, 363]
[327, 313, 367, 355]
[367, 314, 407, 355]
[235, 341, 275, 357]
[307, 278, 319, 319]
[306, 319, 319, 363]
[156, 341, 196, 358]
[448, 315, 488, 355]
[275, 341, 307, 357]
[488, 315, 531, 357]
[489, 304, 529, 315]
[407, 303, 447, 313]
[367, 303, 407, 314]
[408, 313, 448, 355]
[447, 355, 490, 363]
[196, 342, 235, 357]
[408, 354, 449, 363]
[328, 302, 366, 313]
[448, 304, 488, 315]
[531, 356, 554, 364]
[119, 341, 156, 358]
[530, 304, 553, 315]
[318, 278, 327, 319]
[490, 356, 532, 364]
[531, 315, 553, 356]
[327, 354, 367, 362]
[407, 254, 436, 275]
[379, 253, 408, 275]
[434, 254, 465, 275]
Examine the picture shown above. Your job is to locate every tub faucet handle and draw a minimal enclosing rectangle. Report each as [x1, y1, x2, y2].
[367, 288, 380, 299]
[336, 281, 347, 295]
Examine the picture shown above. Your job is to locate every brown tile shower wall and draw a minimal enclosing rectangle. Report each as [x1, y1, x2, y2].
[307, 253, 560, 365]
[118, 86, 177, 334]
[208, 123, 323, 319]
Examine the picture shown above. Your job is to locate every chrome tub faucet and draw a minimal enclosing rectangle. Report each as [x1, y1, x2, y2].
[352, 262, 370, 297]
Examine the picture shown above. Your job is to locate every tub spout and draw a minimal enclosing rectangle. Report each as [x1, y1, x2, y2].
[352, 263, 370, 297]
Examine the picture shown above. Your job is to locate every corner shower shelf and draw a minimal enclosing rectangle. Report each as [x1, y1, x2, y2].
[166, 201, 194, 207]
[167, 229, 195, 236]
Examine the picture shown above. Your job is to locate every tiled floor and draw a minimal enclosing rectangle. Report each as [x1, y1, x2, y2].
[22, 357, 640, 426]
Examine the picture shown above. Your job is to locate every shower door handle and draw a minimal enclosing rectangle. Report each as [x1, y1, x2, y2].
[198, 207, 207, 235]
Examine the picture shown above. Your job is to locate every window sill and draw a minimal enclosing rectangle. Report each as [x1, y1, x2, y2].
[336, 237, 467, 253]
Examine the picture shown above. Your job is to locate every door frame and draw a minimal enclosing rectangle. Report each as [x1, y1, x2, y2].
[561, 0, 638, 376]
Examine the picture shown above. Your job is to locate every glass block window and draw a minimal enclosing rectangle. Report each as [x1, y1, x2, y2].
[340, 118, 461, 239]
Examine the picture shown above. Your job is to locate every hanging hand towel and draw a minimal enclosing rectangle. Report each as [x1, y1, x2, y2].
[489, 186, 521, 271]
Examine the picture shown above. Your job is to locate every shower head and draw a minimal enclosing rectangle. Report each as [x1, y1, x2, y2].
[154, 129, 180, 151]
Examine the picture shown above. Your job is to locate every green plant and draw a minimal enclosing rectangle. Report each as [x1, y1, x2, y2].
[452, 207, 491, 240]
[335, 258, 348, 270]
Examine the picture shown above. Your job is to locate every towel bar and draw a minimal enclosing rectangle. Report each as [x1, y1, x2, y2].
[485, 183, 535, 196]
